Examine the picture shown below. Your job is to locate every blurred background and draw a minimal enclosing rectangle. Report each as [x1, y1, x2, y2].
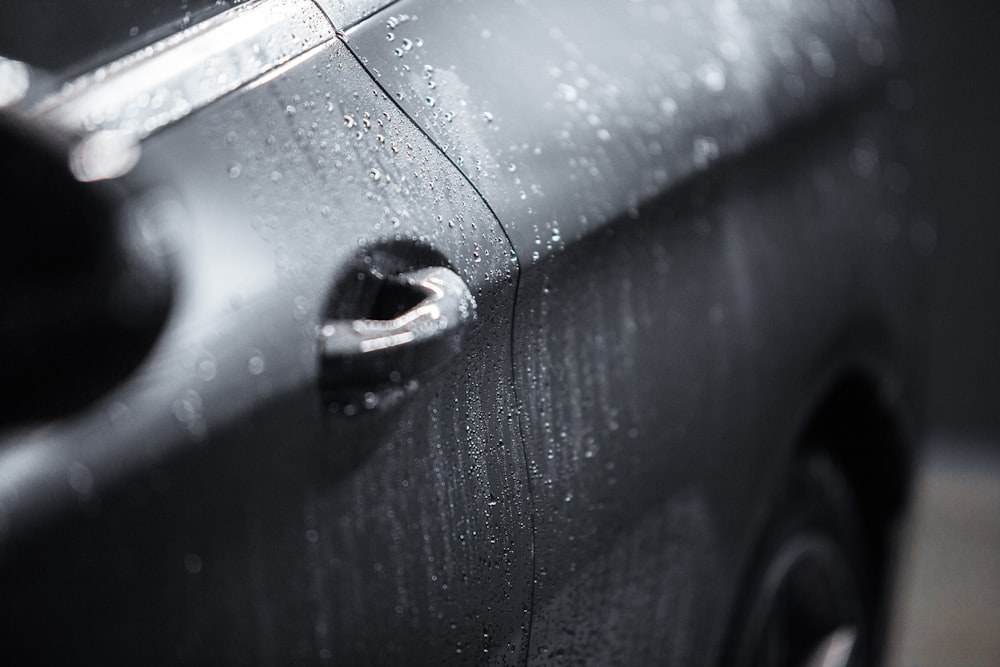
[885, 3, 1000, 665]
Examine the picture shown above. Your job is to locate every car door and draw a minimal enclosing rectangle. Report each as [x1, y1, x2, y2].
[348, 0, 912, 663]
[0, 1, 533, 663]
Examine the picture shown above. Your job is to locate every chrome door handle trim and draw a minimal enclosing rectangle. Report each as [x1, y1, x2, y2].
[318, 266, 476, 393]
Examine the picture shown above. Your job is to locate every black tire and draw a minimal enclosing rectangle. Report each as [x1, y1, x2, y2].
[722, 454, 874, 667]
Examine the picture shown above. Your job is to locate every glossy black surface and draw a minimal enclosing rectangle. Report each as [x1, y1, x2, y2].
[0, 0, 923, 664]
[351, 0, 920, 662]
[1, 34, 533, 663]
[349, 0, 899, 258]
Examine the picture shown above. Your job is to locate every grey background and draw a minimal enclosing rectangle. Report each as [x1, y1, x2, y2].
[896, 1, 1000, 443]
[887, 5, 1000, 664]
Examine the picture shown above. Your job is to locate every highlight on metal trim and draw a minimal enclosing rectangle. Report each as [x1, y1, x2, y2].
[27, 0, 340, 181]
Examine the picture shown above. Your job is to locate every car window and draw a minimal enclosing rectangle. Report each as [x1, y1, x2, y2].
[0, 0, 240, 74]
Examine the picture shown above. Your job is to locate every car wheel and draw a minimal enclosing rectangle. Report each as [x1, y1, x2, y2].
[723, 454, 873, 667]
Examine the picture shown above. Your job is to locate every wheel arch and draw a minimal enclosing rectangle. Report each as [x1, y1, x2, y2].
[798, 369, 914, 536]
[794, 363, 918, 661]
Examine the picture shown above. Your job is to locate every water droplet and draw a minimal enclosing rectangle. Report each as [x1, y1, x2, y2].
[197, 357, 217, 381]
[401, 38, 413, 51]
[850, 140, 879, 179]
[184, 553, 203, 574]
[425, 96, 435, 107]
[108, 401, 132, 427]
[659, 97, 678, 117]
[692, 136, 719, 169]
[806, 37, 836, 78]
[293, 295, 310, 321]
[386, 31, 395, 41]
[227, 161, 242, 179]
[172, 390, 203, 424]
[67, 462, 94, 494]
[557, 82, 578, 102]
[248, 352, 266, 375]
[696, 61, 726, 92]
[343, 115, 356, 128]
[483, 111, 494, 123]
[719, 39, 741, 62]
[369, 167, 382, 181]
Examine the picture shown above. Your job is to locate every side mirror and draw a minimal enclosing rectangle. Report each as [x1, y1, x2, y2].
[0, 113, 174, 427]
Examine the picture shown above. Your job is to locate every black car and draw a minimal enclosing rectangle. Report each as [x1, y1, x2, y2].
[0, 0, 923, 664]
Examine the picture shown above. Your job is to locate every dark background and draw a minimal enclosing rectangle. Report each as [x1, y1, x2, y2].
[888, 4, 1000, 663]
[896, 1, 1000, 445]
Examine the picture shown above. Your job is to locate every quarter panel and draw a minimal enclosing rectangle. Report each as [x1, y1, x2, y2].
[510, 103, 920, 664]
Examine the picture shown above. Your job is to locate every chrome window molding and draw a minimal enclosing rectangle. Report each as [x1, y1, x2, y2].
[3, 0, 356, 181]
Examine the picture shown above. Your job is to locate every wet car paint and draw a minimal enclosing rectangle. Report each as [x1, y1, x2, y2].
[1, 27, 533, 663]
[0, 0, 922, 664]
[349, 0, 920, 662]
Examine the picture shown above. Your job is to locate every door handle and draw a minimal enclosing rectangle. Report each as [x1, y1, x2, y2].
[318, 266, 476, 399]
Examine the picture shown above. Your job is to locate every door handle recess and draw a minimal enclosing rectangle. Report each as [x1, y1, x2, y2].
[318, 266, 476, 395]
